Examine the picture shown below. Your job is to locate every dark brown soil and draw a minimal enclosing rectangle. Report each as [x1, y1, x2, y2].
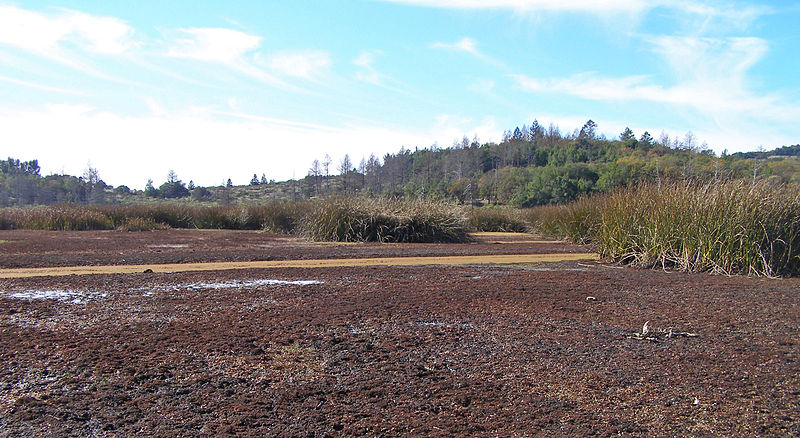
[0, 230, 798, 436]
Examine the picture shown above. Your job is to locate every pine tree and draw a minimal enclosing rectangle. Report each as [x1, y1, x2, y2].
[620, 127, 635, 142]
[579, 120, 597, 139]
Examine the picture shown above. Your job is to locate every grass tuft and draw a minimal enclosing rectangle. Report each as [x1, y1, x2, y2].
[115, 217, 170, 232]
[468, 207, 530, 233]
[299, 197, 471, 243]
[0, 203, 307, 232]
[529, 180, 800, 277]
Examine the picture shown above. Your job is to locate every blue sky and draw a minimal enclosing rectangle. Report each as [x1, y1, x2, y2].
[1, 0, 798, 188]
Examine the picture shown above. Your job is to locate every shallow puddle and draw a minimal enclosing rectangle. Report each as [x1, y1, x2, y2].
[5, 289, 107, 303]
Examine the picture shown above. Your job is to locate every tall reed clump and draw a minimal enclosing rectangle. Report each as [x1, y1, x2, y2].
[299, 197, 472, 243]
[595, 180, 800, 276]
[104, 203, 307, 232]
[0, 206, 114, 230]
[468, 207, 530, 233]
[256, 202, 309, 234]
[525, 196, 600, 244]
[527, 179, 800, 276]
[0, 202, 309, 232]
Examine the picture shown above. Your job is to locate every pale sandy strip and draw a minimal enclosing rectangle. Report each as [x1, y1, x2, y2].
[482, 240, 562, 244]
[0, 253, 598, 279]
[470, 232, 539, 237]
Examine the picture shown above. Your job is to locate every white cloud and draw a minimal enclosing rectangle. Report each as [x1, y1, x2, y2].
[354, 50, 384, 85]
[381, 0, 770, 19]
[0, 5, 134, 55]
[431, 37, 505, 68]
[512, 35, 799, 151]
[144, 97, 168, 117]
[164, 27, 293, 89]
[382, 0, 646, 13]
[648, 36, 767, 86]
[382, 0, 771, 32]
[512, 36, 799, 123]
[659, 0, 771, 31]
[0, 74, 86, 95]
[267, 50, 331, 79]
[166, 28, 261, 64]
[431, 37, 480, 56]
[0, 103, 512, 187]
[432, 114, 501, 144]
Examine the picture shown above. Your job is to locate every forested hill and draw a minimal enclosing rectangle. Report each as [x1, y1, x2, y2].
[319, 121, 799, 207]
[2, 120, 799, 207]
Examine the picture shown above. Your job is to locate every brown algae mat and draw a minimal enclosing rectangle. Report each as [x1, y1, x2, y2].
[1, 264, 798, 435]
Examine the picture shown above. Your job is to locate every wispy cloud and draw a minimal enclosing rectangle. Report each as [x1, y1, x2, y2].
[381, 0, 646, 13]
[0, 5, 137, 82]
[659, 0, 772, 33]
[354, 50, 384, 85]
[380, 0, 770, 16]
[512, 35, 799, 150]
[265, 50, 331, 79]
[165, 28, 261, 64]
[513, 36, 798, 121]
[432, 114, 501, 143]
[430, 37, 505, 68]
[143, 97, 168, 117]
[381, 0, 771, 32]
[0, 5, 135, 55]
[431, 37, 481, 56]
[164, 27, 294, 89]
[0, 74, 87, 95]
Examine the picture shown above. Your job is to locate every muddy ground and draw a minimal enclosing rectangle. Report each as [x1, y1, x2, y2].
[0, 230, 586, 269]
[0, 230, 798, 436]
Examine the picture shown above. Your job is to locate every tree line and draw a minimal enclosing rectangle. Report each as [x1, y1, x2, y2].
[299, 120, 799, 207]
[2, 119, 798, 207]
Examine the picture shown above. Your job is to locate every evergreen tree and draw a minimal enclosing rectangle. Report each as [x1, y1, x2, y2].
[620, 127, 635, 142]
[579, 120, 597, 139]
[640, 131, 654, 146]
[159, 170, 190, 198]
[144, 179, 158, 197]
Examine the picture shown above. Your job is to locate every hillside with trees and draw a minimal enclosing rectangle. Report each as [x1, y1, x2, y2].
[2, 120, 798, 207]
[300, 120, 799, 206]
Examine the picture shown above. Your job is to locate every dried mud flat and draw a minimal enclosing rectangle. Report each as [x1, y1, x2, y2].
[1, 231, 799, 436]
